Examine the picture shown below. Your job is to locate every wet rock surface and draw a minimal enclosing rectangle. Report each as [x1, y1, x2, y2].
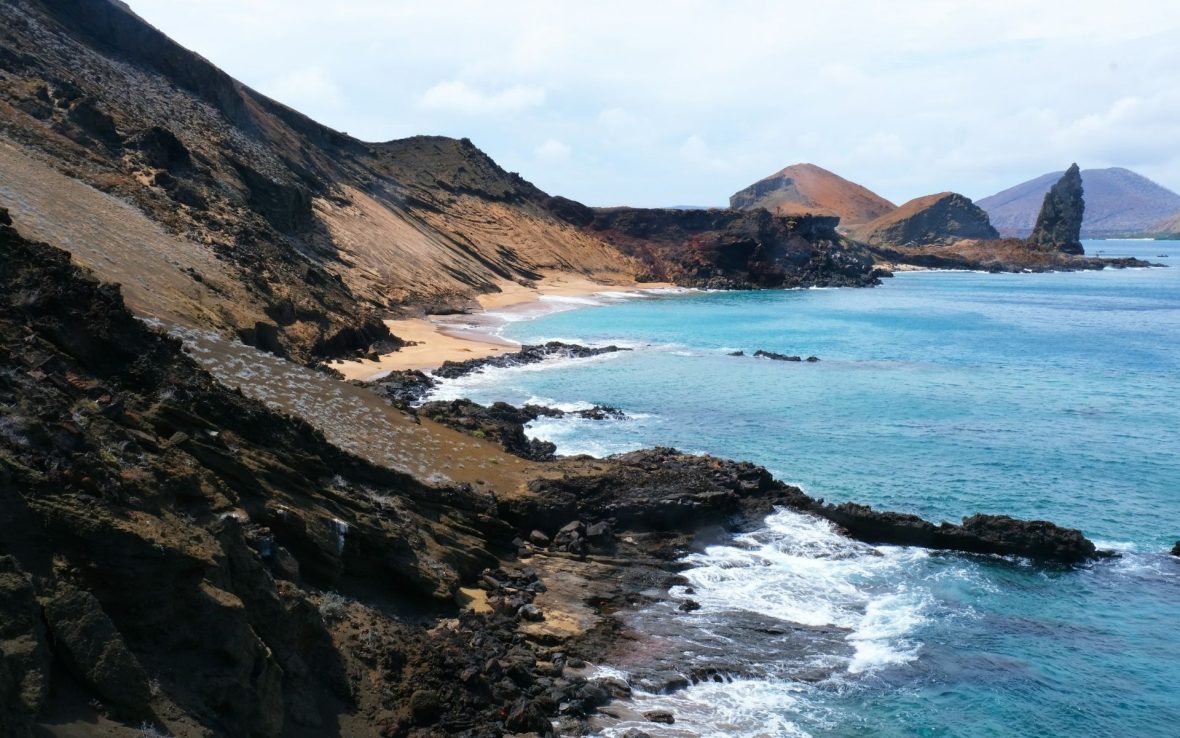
[434, 341, 629, 379]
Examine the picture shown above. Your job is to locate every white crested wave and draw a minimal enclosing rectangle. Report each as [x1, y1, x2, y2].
[673, 509, 930, 674]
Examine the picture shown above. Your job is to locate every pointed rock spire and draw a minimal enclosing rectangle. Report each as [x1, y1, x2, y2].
[1028, 163, 1085, 254]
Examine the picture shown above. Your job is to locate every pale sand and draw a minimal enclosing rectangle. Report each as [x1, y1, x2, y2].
[333, 273, 673, 380]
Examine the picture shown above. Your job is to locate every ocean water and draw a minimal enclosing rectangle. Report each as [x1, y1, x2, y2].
[431, 241, 1180, 737]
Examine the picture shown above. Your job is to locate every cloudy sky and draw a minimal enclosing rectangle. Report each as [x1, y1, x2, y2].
[129, 1, 1180, 208]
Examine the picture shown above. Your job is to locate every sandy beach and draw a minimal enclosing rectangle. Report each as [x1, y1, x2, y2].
[333, 273, 672, 380]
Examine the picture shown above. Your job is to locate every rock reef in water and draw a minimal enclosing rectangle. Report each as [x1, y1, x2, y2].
[1028, 163, 1086, 254]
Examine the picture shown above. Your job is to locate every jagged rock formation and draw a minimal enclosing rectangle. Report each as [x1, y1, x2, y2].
[729, 163, 897, 226]
[1028, 164, 1086, 254]
[979, 167, 1180, 238]
[574, 207, 884, 288]
[851, 192, 999, 247]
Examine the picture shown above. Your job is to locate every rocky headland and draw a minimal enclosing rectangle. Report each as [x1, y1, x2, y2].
[867, 165, 1161, 273]
[569, 206, 886, 289]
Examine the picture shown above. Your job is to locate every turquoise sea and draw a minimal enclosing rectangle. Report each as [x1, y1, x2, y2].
[431, 241, 1180, 738]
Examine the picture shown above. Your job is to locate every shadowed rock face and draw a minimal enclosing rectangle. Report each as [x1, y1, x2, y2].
[1029, 164, 1086, 254]
[852, 192, 999, 247]
[581, 207, 885, 289]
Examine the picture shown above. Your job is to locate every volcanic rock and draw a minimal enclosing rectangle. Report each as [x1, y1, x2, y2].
[852, 192, 999, 247]
[729, 163, 896, 225]
[1028, 164, 1086, 254]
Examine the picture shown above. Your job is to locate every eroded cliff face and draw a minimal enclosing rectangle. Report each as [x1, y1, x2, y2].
[576, 207, 884, 288]
[851, 192, 999, 247]
[1028, 163, 1086, 254]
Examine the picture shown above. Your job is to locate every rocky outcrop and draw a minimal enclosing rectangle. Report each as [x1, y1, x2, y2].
[580, 207, 884, 288]
[729, 163, 896, 226]
[851, 192, 999, 247]
[1028, 164, 1086, 254]
[434, 341, 630, 379]
[42, 588, 154, 719]
[813, 505, 1100, 563]
[979, 167, 1180, 238]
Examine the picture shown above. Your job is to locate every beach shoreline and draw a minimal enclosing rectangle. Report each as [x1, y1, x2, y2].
[332, 273, 673, 380]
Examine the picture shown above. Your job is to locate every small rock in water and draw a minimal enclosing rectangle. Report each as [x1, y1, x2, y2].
[678, 599, 701, 612]
[622, 730, 652, 738]
[728, 350, 744, 356]
[644, 709, 675, 724]
[1171, 540, 1180, 556]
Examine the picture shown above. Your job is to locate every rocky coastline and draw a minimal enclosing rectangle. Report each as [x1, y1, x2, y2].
[0, 215, 1111, 737]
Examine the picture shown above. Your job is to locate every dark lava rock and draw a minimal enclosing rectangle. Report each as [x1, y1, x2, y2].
[434, 341, 629, 379]
[1169, 541, 1179, 556]
[1029, 163, 1085, 254]
[368, 369, 437, 406]
[754, 350, 802, 362]
[622, 730, 652, 738]
[644, 709, 676, 724]
[42, 588, 152, 719]
[678, 599, 701, 612]
[728, 350, 745, 356]
[813, 504, 1100, 564]
[579, 207, 883, 289]
[417, 399, 558, 460]
[854, 191, 999, 247]
[408, 689, 442, 724]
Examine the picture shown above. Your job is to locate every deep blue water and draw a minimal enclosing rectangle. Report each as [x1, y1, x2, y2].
[432, 241, 1180, 738]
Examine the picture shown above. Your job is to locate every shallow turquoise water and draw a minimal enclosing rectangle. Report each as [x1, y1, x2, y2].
[433, 241, 1180, 737]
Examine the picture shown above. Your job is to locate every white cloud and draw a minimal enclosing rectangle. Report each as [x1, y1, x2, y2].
[128, 0, 1180, 206]
[535, 138, 571, 162]
[417, 81, 545, 115]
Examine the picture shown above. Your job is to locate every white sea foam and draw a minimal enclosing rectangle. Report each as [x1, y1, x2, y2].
[674, 509, 930, 674]
[600, 678, 816, 738]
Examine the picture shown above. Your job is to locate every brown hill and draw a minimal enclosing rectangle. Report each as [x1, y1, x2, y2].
[1149, 211, 1180, 237]
[851, 192, 999, 247]
[729, 163, 896, 226]
[0, 0, 638, 362]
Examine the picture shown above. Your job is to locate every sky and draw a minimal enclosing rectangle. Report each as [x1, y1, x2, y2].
[128, 0, 1180, 208]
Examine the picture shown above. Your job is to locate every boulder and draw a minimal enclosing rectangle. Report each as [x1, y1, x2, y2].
[42, 588, 152, 718]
